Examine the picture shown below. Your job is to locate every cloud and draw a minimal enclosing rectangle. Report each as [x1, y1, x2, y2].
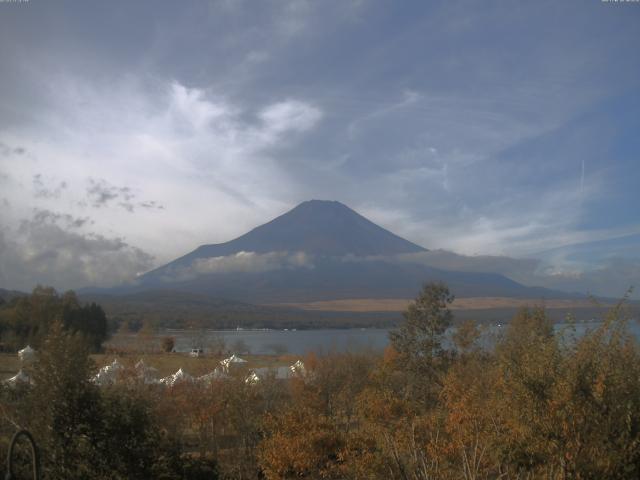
[163, 251, 314, 282]
[0, 211, 154, 291]
[529, 258, 640, 300]
[259, 100, 323, 136]
[358, 249, 638, 299]
[395, 250, 541, 277]
[0, 71, 325, 273]
[33, 174, 67, 199]
[0, 142, 25, 157]
[138, 201, 165, 211]
[86, 178, 134, 208]
[85, 178, 163, 213]
[31, 208, 93, 230]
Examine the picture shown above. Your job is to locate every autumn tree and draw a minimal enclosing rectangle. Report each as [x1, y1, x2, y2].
[452, 319, 482, 355]
[162, 336, 176, 353]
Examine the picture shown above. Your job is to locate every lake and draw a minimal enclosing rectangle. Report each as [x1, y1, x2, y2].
[107, 320, 640, 355]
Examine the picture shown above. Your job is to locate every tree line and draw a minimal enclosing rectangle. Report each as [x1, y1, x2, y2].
[0, 282, 639, 479]
[0, 286, 108, 352]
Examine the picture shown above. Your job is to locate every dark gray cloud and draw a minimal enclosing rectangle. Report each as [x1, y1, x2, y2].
[0, 142, 25, 157]
[33, 174, 67, 199]
[138, 201, 164, 211]
[31, 208, 93, 230]
[86, 178, 163, 213]
[86, 178, 133, 208]
[0, 210, 154, 291]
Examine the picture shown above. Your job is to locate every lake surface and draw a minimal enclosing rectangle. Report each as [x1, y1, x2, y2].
[108, 320, 640, 355]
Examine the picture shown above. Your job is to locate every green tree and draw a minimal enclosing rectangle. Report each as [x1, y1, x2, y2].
[0, 287, 108, 352]
[27, 321, 102, 478]
[24, 321, 199, 479]
[389, 282, 454, 403]
[390, 282, 454, 361]
[62, 291, 108, 352]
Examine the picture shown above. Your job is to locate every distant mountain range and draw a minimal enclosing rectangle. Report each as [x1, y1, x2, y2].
[110, 200, 572, 303]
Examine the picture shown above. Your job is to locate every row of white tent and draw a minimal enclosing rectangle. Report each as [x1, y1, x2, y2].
[4, 351, 307, 388]
[91, 356, 307, 387]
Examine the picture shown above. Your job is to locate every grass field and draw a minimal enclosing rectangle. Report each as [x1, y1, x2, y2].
[273, 297, 606, 312]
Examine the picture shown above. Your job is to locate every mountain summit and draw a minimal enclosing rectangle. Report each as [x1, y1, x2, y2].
[193, 200, 425, 258]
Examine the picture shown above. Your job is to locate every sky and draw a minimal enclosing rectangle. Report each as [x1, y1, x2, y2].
[0, 0, 639, 298]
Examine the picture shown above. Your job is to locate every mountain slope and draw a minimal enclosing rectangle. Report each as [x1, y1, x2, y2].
[197, 199, 426, 256]
[143, 200, 425, 282]
[129, 200, 573, 303]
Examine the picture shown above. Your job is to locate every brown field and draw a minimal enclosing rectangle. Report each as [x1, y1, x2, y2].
[273, 297, 604, 312]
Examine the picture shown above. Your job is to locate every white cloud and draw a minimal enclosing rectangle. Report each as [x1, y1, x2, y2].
[163, 250, 314, 282]
[0, 75, 323, 274]
[259, 100, 323, 136]
[169, 82, 233, 131]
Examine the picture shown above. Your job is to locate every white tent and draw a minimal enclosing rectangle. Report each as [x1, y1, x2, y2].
[160, 368, 193, 387]
[134, 359, 147, 371]
[245, 371, 260, 385]
[92, 369, 114, 386]
[134, 359, 158, 383]
[220, 354, 247, 370]
[290, 360, 306, 376]
[92, 359, 125, 386]
[110, 359, 124, 371]
[253, 366, 291, 380]
[18, 345, 36, 363]
[221, 354, 247, 366]
[198, 367, 228, 385]
[4, 369, 30, 387]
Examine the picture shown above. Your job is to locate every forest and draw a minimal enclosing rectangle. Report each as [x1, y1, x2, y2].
[0, 283, 638, 479]
[0, 286, 108, 353]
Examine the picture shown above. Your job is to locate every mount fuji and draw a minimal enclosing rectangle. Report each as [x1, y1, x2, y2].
[125, 200, 563, 303]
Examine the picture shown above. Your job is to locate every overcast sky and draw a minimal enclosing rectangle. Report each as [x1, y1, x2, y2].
[0, 0, 638, 297]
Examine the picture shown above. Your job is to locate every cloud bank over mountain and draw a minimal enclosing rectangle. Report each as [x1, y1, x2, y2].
[162, 251, 315, 283]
